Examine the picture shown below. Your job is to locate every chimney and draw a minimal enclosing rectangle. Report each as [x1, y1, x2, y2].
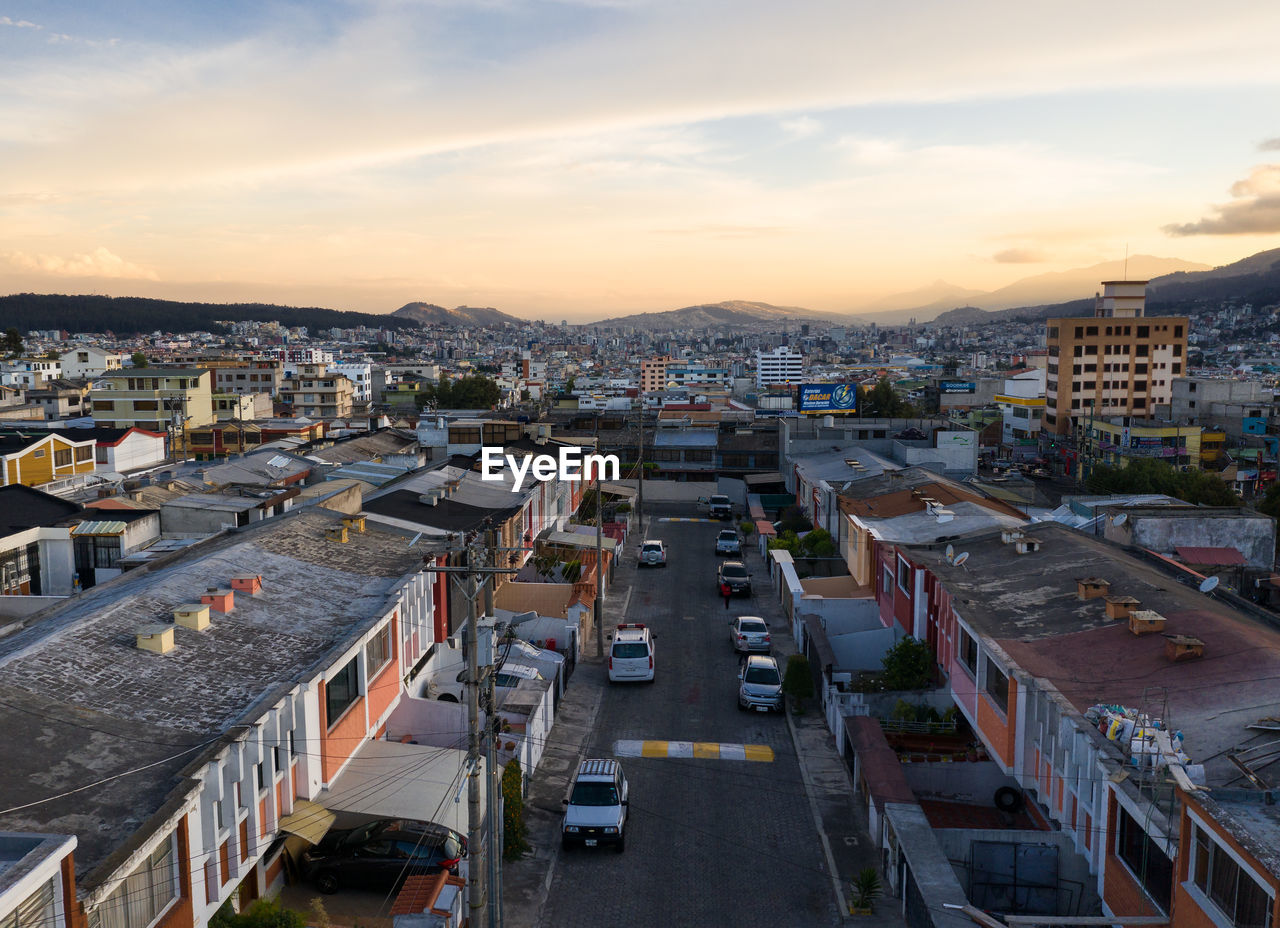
[136, 623, 176, 654]
[1129, 609, 1167, 637]
[173, 603, 211, 631]
[1104, 595, 1140, 621]
[342, 513, 368, 533]
[201, 587, 235, 613]
[326, 525, 350, 543]
[1164, 634, 1205, 662]
[1076, 577, 1111, 601]
[230, 575, 263, 596]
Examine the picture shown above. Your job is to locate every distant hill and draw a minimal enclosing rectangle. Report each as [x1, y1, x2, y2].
[391, 302, 526, 326]
[864, 255, 1210, 324]
[592, 300, 863, 330]
[929, 247, 1280, 328]
[0, 293, 422, 336]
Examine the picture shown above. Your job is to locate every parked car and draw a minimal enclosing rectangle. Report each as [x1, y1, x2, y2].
[562, 758, 629, 851]
[424, 661, 545, 702]
[738, 654, 783, 712]
[607, 623, 655, 683]
[715, 529, 741, 556]
[708, 494, 734, 520]
[303, 817, 467, 894]
[729, 616, 771, 653]
[639, 539, 667, 567]
[717, 560, 752, 596]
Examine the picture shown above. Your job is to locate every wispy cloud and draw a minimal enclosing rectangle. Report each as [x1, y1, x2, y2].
[781, 116, 821, 139]
[1164, 163, 1280, 235]
[2, 247, 159, 279]
[1259, 138, 1280, 151]
[0, 16, 39, 28]
[992, 248, 1047, 263]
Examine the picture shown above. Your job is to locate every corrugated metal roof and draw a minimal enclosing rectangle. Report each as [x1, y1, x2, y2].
[70, 520, 127, 536]
[1175, 546, 1247, 567]
[544, 530, 619, 552]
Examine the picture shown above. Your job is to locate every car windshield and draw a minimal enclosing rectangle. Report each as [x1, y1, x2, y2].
[612, 642, 649, 659]
[495, 669, 543, 687]
[718, 531, 736, 540]
[722, 564, 747, 579]
[745, 666, 780, 685]
[739, 620, 767, 633]
[570, 781, 619, 806]
[711, 496, 729, 505]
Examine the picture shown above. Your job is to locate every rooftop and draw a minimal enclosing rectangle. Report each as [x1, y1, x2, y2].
[905, 521, 1280, 788]
[0, 509, 424, 884]
[0, 485, 81, 534]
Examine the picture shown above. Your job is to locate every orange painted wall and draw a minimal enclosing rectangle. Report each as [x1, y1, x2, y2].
[61, 853, 85, 928]
[975, 676, 1018, 768]
[154, 818, 194, 928]
[1103, 853, 1162, 918]
[1177, 791, 1280, 928]
[319, 676, 367, 783]
[366, 634, 401, 726]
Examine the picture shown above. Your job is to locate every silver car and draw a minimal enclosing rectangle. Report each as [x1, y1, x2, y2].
[738, 654, 783, 712]
[729, 616, 771, 654]
[639, 539, 667, 567]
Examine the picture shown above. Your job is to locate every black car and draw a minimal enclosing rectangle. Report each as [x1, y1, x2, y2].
[303, 817, 467, 894]
[717, 560, 752, 596]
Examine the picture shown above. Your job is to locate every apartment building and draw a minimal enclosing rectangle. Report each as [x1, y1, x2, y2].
[1166, 376, 1276, 438]
[0, 510, 456, 928]
[640, 356, 672, 393]
[329, 361, 372, 403]
[1045, 281, 1189, 435]
[91, 368, 215, 433]
[212, 392, 273, 421]
[59, 347, 125, 379]
[279, 364, 356, 419]
[755, 346, 803, 387]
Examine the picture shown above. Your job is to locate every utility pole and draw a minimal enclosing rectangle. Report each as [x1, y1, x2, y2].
[595, 451, 606, 659]
[464, 544, 486, 928]
[636, 405, 645, 535]
[482, 528, 501, 928]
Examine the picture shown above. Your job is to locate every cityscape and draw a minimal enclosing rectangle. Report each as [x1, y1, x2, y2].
[5, 3, 1280, 928]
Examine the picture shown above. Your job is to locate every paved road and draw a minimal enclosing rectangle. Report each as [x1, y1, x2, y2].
[535, 509, 843, 927]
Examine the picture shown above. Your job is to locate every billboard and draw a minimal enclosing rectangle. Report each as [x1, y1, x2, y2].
[798, 383, 858, 414]
[938, 380, 976, 394]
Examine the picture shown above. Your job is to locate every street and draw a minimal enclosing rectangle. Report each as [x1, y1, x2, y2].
[534, 507, 844, 927]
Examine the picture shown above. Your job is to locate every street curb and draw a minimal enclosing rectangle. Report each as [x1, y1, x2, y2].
[785, 674, 853, 922]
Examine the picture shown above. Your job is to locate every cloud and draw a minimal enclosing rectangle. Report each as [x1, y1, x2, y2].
[992, 248, 1047, 263]
[0, 16, 39, 28]
[1165, 163, 1280, 235]
[1260, 138, 1280, 151]
[780, 116, 821, 139]
[2, 247, 159, 279]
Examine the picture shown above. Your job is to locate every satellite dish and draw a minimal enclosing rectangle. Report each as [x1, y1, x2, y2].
[953, 552, 970, 568]
[408, 532, 423, 549]
[1199, 575, 1220, 594]
[1113, 513, 1128, 526]
[945, 544, 955, 562]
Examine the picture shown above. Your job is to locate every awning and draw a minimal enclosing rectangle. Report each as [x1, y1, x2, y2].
[71, 520, 127, 536]
[277, 799, 336, 845]
[317, 740, 493, 836]
[543, 530, 619, 552]
[599, 482, 637, 499]
[1175, 546, 1247, 567]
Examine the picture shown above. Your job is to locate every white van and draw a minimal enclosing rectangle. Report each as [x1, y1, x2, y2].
[607, 623, 655, 684]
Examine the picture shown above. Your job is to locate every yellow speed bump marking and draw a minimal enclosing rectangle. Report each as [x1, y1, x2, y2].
[614, 740, 774, 762]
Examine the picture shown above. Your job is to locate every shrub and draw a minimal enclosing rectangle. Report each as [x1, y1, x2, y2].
[210, 900, 304, 928]
[739, 520, 755, 537]
[782, 653, 814, 710]
[880, 636, 933, 691]
[767, 530, 801, 557]
[502, 758, 529, 860]
[800, 528, 836, 557]
[777, 505, 813, 534]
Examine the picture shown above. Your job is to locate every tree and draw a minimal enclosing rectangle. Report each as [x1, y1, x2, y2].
[800, 528, 836, 557]
[767, 530, 801, 557]
[130, 351, 148, 368]
[1085, 457, 1239, 506]
[860, 377, 914, 417]
[2, 327, 21, 357]
[564, 376, 576, 393]
[416, 374, 501, 410]
[502, 758, 529, 860]
[880, 636, 934, 691]
[782, 654, 815, 712]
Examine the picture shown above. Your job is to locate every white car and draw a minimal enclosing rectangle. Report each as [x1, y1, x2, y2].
[562, 758, 628, 851]
[729, 616, 771, 654]
[424, 661, 545, 702]
[639, 539, 667, 567]
[607, 623, 655, 683]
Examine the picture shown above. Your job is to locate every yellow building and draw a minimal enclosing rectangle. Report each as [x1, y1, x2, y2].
[1085, 418, 1203, 473]
[1, 431, 96, 487]
[92, 369, 215, 434]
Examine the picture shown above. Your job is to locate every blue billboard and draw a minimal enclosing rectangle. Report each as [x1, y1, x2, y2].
[798, 383, 858, 413]
[938, 380, 976, 394]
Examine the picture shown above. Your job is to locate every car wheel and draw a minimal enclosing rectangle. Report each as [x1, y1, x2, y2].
[315, 871, 340, 895]
[615, 833, 625, 853]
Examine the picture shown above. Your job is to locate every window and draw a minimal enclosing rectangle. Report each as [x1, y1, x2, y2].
[54, 449, 72, 467]
[255, 761, 265, 793]
[1192, 824, 1272, 928]
[984, 656, 1008, 713]
[1048, 327, 1059, 339]
[75, 445, 93, 462]
[882, 566, 893, 596]
[87, 834, 177, 928]
[366, 624, 393, 675]
[4, 878, 56, 928]
[1115, 804, 1172, 912]
[96, 446, 109, 463]
[896, 556, 911, 593]
[958, 629, 978, 675]
[326, 656, 360, 726]
[93, 400, 115, 412]
[1086, 326, 1098, 337]
[1137, 325, 1150, 338]
[133, 400, 158, 411]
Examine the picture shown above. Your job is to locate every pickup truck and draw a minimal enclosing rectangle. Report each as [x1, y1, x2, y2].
[706, 494, 733, 520]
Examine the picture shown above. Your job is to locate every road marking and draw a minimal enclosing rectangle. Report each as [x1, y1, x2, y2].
[614, 740, 775, 762]
[657, 517, 719, 523]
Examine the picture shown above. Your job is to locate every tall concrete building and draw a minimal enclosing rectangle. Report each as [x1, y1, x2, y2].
[640, 356, 672, 393]
[1044, 281, 1188, 435]
[755, 346, 803, 387]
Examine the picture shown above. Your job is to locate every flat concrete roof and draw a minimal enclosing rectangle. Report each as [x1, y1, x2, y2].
[903, 521, 1280, 788]
[0, 509, 424, 887]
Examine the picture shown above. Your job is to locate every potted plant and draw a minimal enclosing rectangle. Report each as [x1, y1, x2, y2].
[849, 867, 882, 915]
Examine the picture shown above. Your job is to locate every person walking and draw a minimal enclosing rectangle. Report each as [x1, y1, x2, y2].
[721, 581, 732, 610]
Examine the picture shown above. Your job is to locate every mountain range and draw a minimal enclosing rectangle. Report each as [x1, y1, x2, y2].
[390, 302, 525, 327]
[590, 300, 852, 331]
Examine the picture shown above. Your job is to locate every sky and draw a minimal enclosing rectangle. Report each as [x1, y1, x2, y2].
[3, 1, 1280, 322]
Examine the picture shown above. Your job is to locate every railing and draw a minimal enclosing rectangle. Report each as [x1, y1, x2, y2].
[878, 718, 959, 735]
